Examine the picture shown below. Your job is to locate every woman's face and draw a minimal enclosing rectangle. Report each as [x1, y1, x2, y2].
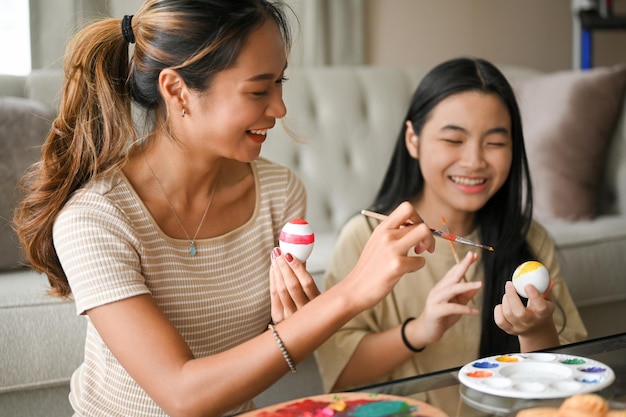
[182, 19, 288, 162]
[407, 91, 513, 219]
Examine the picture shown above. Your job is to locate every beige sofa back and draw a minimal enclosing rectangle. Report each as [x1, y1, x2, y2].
[2, 64, 626, 416]
[2, 65, 626, 282]
[4, 65, 626, 230]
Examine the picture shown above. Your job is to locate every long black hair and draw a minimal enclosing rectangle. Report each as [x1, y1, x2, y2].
[370, 57, 534, 356]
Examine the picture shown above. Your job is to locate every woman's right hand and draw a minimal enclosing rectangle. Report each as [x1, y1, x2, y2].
[340, 202, 437, 311]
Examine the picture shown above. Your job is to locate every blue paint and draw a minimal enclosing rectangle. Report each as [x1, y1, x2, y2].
[473, 361, 499, 369]
[351, 401, 412, 417]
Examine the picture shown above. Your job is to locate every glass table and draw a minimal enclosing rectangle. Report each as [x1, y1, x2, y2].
[348, 332, 626, 416]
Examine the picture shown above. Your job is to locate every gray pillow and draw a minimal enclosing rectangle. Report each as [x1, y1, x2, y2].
[0, 97, 52, 270]
[514, 65, 626, 222]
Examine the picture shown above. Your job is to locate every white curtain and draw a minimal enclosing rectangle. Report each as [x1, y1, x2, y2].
[28, 0, 365, 70]
[29, 0, 109, 70]
[285, 0, 365, 66]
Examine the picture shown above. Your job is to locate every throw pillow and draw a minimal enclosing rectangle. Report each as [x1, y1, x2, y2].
[0, 97, 51, 270]
[512, 65, 626, 222]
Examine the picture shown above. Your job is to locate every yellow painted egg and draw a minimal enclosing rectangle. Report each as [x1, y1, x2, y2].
[512, 261, 549, 298]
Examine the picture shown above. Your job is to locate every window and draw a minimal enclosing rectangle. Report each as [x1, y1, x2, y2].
[0, 0, 31, 75]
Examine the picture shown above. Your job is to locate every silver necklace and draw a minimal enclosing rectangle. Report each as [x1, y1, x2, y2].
[144, 152, 219, 256]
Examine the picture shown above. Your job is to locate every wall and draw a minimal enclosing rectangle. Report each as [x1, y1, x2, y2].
[26, 1, 626, 72]
[107, 0, 143, 18]
[29, 0, 109, 70]
[364, 0, 626, 71]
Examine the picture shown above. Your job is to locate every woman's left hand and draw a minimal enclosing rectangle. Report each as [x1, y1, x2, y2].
[269, 247, 320, 323]
[494, 278, 560, 351]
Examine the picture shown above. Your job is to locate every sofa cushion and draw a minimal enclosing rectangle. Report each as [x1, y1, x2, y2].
[0, 97, 52, 270]
[544, 215, 626, 308]
[513, 65, 626, 222]
[25, 69, 65, 113]
[0, 270, 85, 394]
[0, 75, 26, 99]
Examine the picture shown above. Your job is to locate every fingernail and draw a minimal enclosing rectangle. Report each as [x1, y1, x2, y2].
[285, 252, 293, 262]
[271, 247, 281, 259]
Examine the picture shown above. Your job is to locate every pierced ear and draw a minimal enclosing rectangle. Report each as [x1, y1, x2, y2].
[405, 120, 419, 159]
[158, 68, 188, 116]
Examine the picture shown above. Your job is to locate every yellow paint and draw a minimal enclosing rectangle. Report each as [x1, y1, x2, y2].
[513, 261, 544, 280]
[328, 400, 347, 411]
[496, 355, 520, 363]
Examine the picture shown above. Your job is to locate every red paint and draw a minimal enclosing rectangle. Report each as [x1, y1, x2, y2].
[279, 231, 315, 244]
[467, 370, 493, 378]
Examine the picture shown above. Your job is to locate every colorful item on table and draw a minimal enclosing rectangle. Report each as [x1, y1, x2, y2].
[458, 353, 615, 400]
[512, 261, 550, 298]
[239, 392, 448, 417]
[279, 218, 315, 262]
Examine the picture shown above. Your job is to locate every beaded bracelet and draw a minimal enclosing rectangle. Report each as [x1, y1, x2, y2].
[268, 323, 297, 374]
[401, 317, 425, 353]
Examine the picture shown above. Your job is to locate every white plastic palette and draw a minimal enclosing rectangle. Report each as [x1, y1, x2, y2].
[458, 352, 615, 399]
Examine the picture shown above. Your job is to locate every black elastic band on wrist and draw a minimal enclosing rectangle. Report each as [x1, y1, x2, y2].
[401, 317, 425, 353]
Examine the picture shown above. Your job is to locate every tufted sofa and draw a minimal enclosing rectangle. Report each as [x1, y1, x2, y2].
[2, 64, 626, 416]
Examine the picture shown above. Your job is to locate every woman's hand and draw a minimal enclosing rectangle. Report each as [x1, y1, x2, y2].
[494, 278, 560, 351]
[340, 202, 437, 312]
[269, 247, 320, 323]
[407, 251, 481, 347]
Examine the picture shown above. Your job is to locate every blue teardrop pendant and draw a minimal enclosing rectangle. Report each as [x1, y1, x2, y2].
[189, 243, 197, 256]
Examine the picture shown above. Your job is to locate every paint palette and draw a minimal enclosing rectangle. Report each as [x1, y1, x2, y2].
[238, 392, 448, 417]
[458, 353, 615, 399]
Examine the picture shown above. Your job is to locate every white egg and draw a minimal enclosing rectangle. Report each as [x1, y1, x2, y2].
[512, 261, 549, 298]
[279, 219, 315, 262]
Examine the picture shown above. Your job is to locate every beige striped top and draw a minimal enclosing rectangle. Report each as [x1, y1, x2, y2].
[315, 215, 587, 417]
[53, 157, 307, 416]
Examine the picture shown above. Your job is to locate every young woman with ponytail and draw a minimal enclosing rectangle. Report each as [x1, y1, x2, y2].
[13, 1, 438, 416]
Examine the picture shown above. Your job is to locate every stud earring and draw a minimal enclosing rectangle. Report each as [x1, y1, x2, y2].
[181, 108, 186, 118]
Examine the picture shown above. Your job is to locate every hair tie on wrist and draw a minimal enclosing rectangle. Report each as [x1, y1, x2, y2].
[401, 317, 425, 353]
[121, 15, 136, 44]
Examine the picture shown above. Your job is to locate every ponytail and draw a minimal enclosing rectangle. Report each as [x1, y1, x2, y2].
[14, 18, 136, 297]
[14, 0, 293, 298]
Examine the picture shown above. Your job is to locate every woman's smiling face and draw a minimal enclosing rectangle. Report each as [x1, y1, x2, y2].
[181, 19, 288, 162]
[408, 91, 513, 218]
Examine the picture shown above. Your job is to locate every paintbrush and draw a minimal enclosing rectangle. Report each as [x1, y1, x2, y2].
[442, 216, 476, 305]
[441, 216, 463, 265]
[360, 209, 495, 252]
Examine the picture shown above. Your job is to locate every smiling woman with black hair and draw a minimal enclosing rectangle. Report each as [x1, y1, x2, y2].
[316, 57, 587, 414]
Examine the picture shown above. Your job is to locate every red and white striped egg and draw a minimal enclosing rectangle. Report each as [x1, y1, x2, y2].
[279, 218, 315, 262]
